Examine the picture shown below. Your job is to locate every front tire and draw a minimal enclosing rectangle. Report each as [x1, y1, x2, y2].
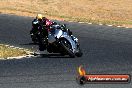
[60, 39, 75, 58]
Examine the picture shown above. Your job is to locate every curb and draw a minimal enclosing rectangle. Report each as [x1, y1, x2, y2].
[68, 21, 130, 29]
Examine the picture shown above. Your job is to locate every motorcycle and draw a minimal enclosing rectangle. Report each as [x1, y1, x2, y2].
[39, 24, 83, 58]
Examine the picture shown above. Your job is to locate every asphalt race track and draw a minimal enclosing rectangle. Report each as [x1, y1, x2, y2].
[0, 14, 132, 88]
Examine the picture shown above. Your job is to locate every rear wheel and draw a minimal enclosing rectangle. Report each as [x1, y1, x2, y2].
[60, 39, 75, 58]
[30, 29, 38, 44]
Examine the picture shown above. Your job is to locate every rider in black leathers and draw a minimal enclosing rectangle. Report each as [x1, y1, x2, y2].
[31, 14, 53, 51]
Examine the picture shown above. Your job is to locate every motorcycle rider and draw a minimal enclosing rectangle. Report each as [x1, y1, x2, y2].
[31, 14, 53, 51]
[31, 14, 53, 33]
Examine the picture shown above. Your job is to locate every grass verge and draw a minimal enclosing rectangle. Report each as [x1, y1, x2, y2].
[0, 44, 28, 59]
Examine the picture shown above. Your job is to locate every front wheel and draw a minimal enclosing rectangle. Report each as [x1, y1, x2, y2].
[75, 46, 83, 57]
[60, 39, 75, 58]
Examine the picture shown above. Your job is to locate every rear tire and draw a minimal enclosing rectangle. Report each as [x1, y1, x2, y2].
[31, 35, 38, 44]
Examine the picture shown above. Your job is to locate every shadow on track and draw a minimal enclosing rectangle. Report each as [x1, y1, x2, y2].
[34, 53, 73, 58]
[20, 43, 76, 58]
[19, 42, 39, 45]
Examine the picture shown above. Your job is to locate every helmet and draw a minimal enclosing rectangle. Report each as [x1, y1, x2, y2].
[36, 14, 43, 20]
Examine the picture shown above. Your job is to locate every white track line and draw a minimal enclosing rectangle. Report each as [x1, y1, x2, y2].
[18, 48, 24, 50]
[7, 54, 35, 59]
[75, 21, 130, 29]
[99, 24, 103, 26]
[107, 25, 113, 27]
[78, 22, 85, 23]
[88, 23, 92, 24]
[63, 20, 130, 29]
[117, 26, 121, 28]
[5, 45, 10, 47]
[9, 46, 15, 48]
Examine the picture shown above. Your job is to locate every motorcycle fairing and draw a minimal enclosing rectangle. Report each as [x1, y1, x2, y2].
[60, 32, 77, 53]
